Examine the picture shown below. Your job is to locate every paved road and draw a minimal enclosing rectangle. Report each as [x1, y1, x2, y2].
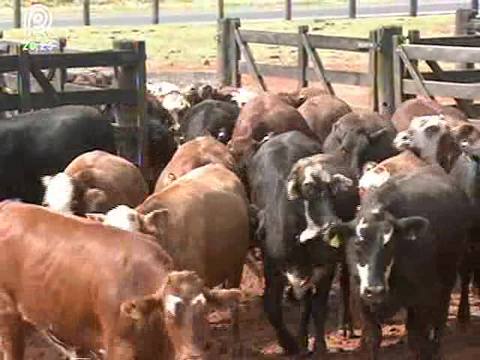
[0, 1, 473, 29]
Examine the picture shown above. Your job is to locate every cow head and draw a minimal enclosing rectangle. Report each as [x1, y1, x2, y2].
[162, 91, 191, 132]
[42, 173, 76, 214]
[86, 205, 168, 238]
[358, 162, 391, 198]
[393, 115, 460, 172]
[287, 155, 354, 244]
[324, 116, 392, 176]
[453, 123, 480, 162]
[230, 88, 257, 107]
[117, 270, 241, 360]
[329, 208, 429, 306]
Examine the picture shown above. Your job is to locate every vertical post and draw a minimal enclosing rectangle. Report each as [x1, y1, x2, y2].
[473, 0, 479, 12]
[456, 9, 476, 70]
[83, 0, 90, 26]
[392, 35, 404, 111]
[16, 45, 32, 112]
[54, 37, 67, 92]
[218, 0, 224, 19]
[134, 41, 148, 180]
[349, 0, 356, 19]
[375, 26, 403, 116]
[369, 30, 378, 112]
[153, 0, 159, 24]
[230, 18, 241, 87]
[409, 0, 418, 17]
[285, 0, 292, 20]
[217, 18, 232, 86]
[298, 25, 308, 89]
[113, 40, 140, 165]
[14, 0, 21, 28]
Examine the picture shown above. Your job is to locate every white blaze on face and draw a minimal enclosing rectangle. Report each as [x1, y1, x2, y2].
[393, 130, 413, 150]
[42, 173, 75, 214]
[355, 217, 368, 240]
[299, 200, 322, 243]
[104, 205, 140, 232]
[357, 263, 370, 295]
[231, 88, 257, 107]
[359, 166, 391, 194]
[165, 294, 184, 317]
[162, 92, 190, 112]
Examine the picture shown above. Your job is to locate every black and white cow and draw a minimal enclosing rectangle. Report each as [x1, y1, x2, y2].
[248, 130, 347, 356]
[0, 105, 115, 204]
[179, 99, 239, 144]
[328, 165, 471, 359]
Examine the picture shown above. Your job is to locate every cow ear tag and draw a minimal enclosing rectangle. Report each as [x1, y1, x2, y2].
[329, 234, 342, 248]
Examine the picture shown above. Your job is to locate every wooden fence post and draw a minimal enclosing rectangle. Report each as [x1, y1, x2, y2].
[409, 0, 418, 17]
[153, 0, 159, 24]
[16, 45, 32, 112]
[392, 35, 404, 111]
[14, 0, 21, 28]
[83, 0, 90, 26]
[473, 0, 479, 12]
[230, 18, 241, 87]
[218, 0, 224, 19]
[113, 40, 141, 165]
[349, 0, 356, 19]
[54, 37, 67, 92]
[369, 30, 378, 112]
[133, 41, 148, 179]
[298, 25, 308, 89]
[456, 9, 476, 70]
[375, 26, 403, 116]
[285, 0, 292, 20]
[217, 18, 232, 86]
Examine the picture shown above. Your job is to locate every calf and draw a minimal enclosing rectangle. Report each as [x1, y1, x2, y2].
[154, 136, 236, 192]
[42, 150, 149, 216]
[227, 93, 318, 163]
[247, 131, 331, 355]
[0, 200, 240, 360]
[329, 165, 471, 359]
[180, 99, 239, 144]
[0, 106, 115, 204]
[298, 94, 352, 143]
[323, 111, 397, 176]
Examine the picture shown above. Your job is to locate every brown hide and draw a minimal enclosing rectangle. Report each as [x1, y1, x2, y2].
[298, 94, 352, 143]
[65, 150, 149, 214]
[155, 136, 236, 192]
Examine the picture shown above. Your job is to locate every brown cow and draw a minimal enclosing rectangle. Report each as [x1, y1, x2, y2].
[227, 93, 318, 162]
[0, 200, 240, 360]
[298, 94, 352, 143]
[155, 136, 236, 192]
[391, 96, 468, 132]
[42, 150, 149, 216]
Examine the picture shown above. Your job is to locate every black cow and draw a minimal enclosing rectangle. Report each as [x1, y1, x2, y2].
[0, 105, 115, 204]
[323, 112, 397, 176]
[329, 165, 471, 359]
[179, 99, 239, 144]
[248, 130, 343, 356]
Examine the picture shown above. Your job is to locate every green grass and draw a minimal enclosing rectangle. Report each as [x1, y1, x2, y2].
[2, 14, 455, 71]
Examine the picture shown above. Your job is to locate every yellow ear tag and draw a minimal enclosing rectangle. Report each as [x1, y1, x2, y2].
[329, 234, 342, 248]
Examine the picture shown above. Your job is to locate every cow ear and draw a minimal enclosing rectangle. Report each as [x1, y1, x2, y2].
[142, 209, 169, 237]
[452, 124, 475, 142]
[121, 296, 159, 321]
[85, 213, 106, 223]
[84, 189, 108, 212]
[330, 173, 354, 193]
[204, 288, 241, 309]
[395, 216, 429, 241]
[326, 222, 353, 246]
[368, 128, 388, 142]
[424, 125, 440, 137]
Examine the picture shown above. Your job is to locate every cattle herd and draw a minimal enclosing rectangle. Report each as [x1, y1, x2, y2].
[0, 78, 480, 360]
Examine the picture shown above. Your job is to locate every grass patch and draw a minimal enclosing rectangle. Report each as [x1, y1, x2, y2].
[3, 14, 455, 71]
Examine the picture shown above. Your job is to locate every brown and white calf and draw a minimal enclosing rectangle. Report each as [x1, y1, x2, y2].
[42, 150, 149, 216]
[0, 200, 240, 360]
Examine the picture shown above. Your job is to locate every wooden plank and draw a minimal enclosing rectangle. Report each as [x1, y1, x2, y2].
[402, 44, 480, 63]
[301, 32, 334, 95]
[349, 0, 356, 19]
[29, 62, 60, 104]
[230, 19, 241, 87]
[17, 48, 31, 112]
[84, 0, 91, 26]
[153, 0, 159, 24]
[234, 27, 267, 91]
[410, 0, 418, 17]
[134, 41, 148, 175]
[456, 9, 476, 70]
[217, 18, 232, 86]
[369, 30, 378, 112]
[403, 79, 480, 100]
[14, 0, 20, 28]
[298, 26, 308, 89]
[412, 36, 480, 47]
[425, 60, 443, 75]
[0, 55, 19, 73]
[392, 35, 404, 110]
[217, 0, 224, 19]
[238, 29, 370, 52]
[285, 0, 292, 20]
[421, 70, 480, 83]
[239, 62, 371, 86]
[28, 50, 139, 69]
[397, 46, 430, 97]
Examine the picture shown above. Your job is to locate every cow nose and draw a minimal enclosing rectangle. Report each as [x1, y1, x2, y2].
[363, 286, 386, 302]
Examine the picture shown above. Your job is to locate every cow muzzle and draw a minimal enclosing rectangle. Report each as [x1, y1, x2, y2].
[362, 285, 386, 305]
[393, 132, 412, 150]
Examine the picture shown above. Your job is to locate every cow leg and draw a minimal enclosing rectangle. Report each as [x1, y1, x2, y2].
[226, 267, 244, 358]
[359, 305, 381, 360]
[310, 265, 336, 358]
[298, 292, 312, 351]
[457, 256, 472, 329]
[339, 262, 354, 339]
[263, 264, 299, 355]
[407, 306, 443, 360]
[0, 292, 25, 360]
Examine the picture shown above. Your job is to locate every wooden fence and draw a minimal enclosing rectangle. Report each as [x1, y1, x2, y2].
[217, 17, 402, 115]
[0, 38, 151, 179]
